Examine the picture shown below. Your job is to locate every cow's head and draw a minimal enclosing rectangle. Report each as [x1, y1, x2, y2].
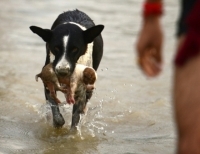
[30, 23, 104, 76]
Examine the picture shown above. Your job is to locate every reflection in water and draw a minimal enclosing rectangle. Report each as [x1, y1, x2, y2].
[0, 0, 178, 153]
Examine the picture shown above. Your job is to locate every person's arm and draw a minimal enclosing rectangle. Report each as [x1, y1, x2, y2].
[135, 0, 163, 77]
[147, 0, 161, 2]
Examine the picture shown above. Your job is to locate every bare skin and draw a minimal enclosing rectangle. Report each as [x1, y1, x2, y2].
[36, 63, 97, 105]
[174, 51, 200, 154]
[173, 35, 200, 154]
[136, 16, 163, 77]
[136, 0, 200, 153]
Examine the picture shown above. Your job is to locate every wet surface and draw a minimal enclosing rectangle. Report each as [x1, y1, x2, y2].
[0, 0, 179, 153]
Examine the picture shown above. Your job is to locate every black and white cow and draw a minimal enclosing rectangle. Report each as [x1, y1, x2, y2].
[30, 9, 104, 128]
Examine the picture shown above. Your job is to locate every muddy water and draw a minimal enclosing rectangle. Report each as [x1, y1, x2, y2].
[0, 0, 178, 153]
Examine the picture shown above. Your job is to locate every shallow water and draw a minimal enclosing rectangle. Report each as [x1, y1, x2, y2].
[0, 0, 178, 153]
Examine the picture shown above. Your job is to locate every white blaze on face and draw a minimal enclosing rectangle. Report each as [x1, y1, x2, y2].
[57, 22, 94, 68]
[55, 35, 71, 71]
[63, 35, 68, 48]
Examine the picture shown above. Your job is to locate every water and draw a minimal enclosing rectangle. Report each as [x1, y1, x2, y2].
[0, 0, 178, 153]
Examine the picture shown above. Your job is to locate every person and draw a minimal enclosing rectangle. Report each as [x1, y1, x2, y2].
[136, 0, 200, 153]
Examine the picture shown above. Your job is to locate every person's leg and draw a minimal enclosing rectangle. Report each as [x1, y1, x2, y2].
[174, 49, 200, 154]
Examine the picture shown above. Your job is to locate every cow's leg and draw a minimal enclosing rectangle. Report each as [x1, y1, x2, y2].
[43, 45, 65, 128]
[45, 87, 65, 128]
[71, 86, 89, 129]
[71, 88, 94, 129]
[86, 89, 93, 101]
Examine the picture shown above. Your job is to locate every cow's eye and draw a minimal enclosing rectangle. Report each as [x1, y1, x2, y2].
[72, 47, 78, 52]
[55, 47, 60, 52]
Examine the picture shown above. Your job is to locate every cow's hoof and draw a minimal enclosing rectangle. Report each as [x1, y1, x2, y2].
[53, 113, 65, 128]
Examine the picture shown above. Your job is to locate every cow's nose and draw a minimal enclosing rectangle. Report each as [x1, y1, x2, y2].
[56, 66, 70, 76]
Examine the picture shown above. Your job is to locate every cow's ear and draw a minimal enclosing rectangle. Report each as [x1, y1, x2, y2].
[30, 26, 52, 43]
[83, 25, 104, 43]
